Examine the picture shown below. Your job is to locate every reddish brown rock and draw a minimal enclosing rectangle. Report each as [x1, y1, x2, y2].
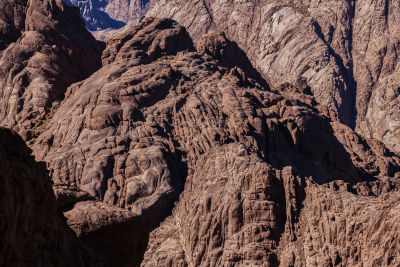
[9, 1, 400, 266]
[147, 0, 355, 125]
[0, 126, 149, 266]
[142, 144, 400, 266]
[278, 180, 400, 266]
[34, 18, 195, 229]
[0, 0, 102, 142]
[31, 18, 400, 266]
[64, 200, 148, 267]
[146, 0, 400, 154]
[53, 184, 96, 209]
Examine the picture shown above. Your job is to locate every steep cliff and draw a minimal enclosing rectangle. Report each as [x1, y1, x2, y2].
[2, 0, 400, 265]
[146, 0, 400, 154]
[0, 126, 148, 266]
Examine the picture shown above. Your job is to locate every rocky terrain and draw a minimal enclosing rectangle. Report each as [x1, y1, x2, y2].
[146, 0, 400, 154]
[32, 16, 400, 266]
[0, 126, 148, 266]
[0, 127, 83, 266]
[0, 0, 102, 142]
[1, 0, 400, 266]
[0, 1, 148, 266]
[65, 0, 150, 30]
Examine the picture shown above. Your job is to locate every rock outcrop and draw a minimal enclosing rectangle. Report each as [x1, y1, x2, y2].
[30, 17, 400, 266]
[146, 0, 400, 154]
[0, 127, 148, 267]
[58, 0, 400, 153]
[33, 18, 195, 229]
[64, 0, 126, 30]
[64, 200, 148, 267]
[0, 0, 102, 142]
[142, 145, 400, 266]
[0, 127, 84, 266]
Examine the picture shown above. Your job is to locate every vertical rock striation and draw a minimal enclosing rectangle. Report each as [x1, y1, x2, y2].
[146, 0, 400, 154]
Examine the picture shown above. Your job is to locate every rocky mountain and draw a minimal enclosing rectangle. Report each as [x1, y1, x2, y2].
[64, 0, 150, 30]
[0, 1, 148, 266]
[146, 0, 400, 154]
[1, 0, 400, 266]
[0, 0, 102, 142]
[31, 16, 400, 266]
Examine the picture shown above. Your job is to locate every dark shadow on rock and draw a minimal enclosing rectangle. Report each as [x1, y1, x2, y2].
[263, 112, 376, 186]
[197, 31, 270, 90]
[64, 0, 126, 31]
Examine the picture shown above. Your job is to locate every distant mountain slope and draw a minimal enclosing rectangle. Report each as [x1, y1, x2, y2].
[64, 0, 150, 30]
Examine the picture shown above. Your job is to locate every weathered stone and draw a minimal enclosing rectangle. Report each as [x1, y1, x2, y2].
[146, 0, 400, 154]
[0, 0, 102, 142]
[30, 18, 400, 266]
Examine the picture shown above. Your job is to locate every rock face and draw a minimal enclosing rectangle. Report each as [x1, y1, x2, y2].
[0, 0, 102, 142]
[0, 127, 83, 266]
[64, 0, 126, 30]
[2, 0, 400, 265]
[0, 126, 148, 267]
[278, 179, 400, 267]
[143, 147, 400, 266]
[30, 17, 400, 266]
[146, 0, 400, 154]
[34, 18, 195, 229]
[65, 0, 150, 30]
[64, 200, 148, 266]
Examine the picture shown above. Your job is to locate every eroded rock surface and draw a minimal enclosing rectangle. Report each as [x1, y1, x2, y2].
[30, 18, 400, 266]
[143, 143, 400, 266]
[0, 0, 102, 142]
[146, 0, 400, 154]
[64, 200, 148, 267]
[278, 180, 400, 267]
[147, 0, 355, 126]
[0, 126, 149, 266]
[34, 18, 195, 229]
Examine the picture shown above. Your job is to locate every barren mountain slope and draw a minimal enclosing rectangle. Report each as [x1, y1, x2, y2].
[146, 0, 400, 153]
[31, 18, 400, 266]
[65, 0, 150, 30]
[0, 0, 102, 142]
